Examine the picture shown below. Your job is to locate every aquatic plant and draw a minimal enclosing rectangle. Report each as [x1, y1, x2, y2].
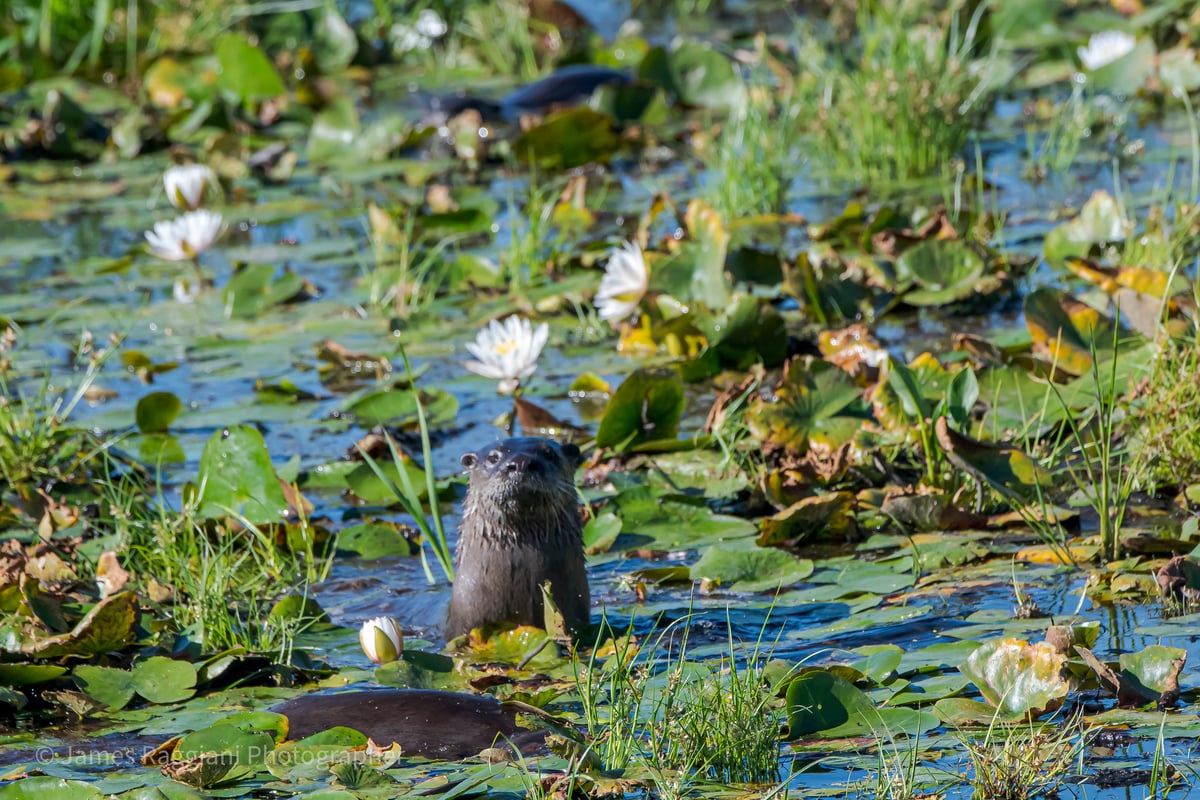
[463, 314, 549, 395]
[703, 78, 801, 218]
[960, 716, 1084, 800]
[163, 163, 218, 210]
[1077, 30, 1136, 71]
[359, 616, 404, 664]
[144, 209, 224, 261]
[595, 241, 649, 325]
[790, 0, 1002, 180]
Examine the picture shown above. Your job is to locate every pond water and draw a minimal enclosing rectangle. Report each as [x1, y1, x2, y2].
[3, 2, 1200, 797]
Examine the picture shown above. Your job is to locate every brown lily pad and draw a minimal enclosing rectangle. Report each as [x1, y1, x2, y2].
[20, 591, 139, 658]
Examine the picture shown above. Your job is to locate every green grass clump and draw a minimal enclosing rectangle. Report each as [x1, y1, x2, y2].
[578, 615, 783, 790]
[1130, 336, 1200, 492]
[792, 0, 1001, 181]
[703, 80, 802, 218]
[960, 719, 1083, 800]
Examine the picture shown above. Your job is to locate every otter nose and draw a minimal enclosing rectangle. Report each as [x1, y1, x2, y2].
[505, 453, 538, 474]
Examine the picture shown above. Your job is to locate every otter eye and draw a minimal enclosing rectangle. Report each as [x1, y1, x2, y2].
[487, 450, 502, 465]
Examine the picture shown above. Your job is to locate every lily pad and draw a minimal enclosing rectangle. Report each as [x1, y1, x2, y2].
[21, 591, 138, 658]
[514, 108, 620, 170]
[935, 417, 1048, 503]
[195, 426, 290, 525]
[785, 669, 878, 739]
[959, 638, 1070, 719]
[0, 778, 102, 800]
[1023, 287, 1122, 375]
[897, 240, 987, 306]
[215, 34, 285, 105]
[757, 493, 857, 547]
[134, 391, 183, 435]
[690, 546, 814, 592]
[638, 41, 743, 109]
[1075, 644, 1186, 708]
[748, 359, 864, 455]
[595, 367, 684, 451]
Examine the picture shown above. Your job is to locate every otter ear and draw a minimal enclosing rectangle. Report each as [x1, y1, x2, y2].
[561, 443, 583, 470]
[460, 453, 478, 469]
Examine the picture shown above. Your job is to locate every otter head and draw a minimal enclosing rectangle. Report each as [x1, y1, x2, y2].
[460, 438, 582, 518]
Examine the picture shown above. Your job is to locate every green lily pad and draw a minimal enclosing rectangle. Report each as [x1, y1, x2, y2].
[1043, 190, 1126, 265]
[342, 387, 458, 428]
[638, 41, 743, 109]
[897, 240, 987, 306]
[747, 359, 864, 455]
[0, 663, 68, 686]
[1075, 644, 1186, 708]
[595, 367, 684, 451]
[515, 108, 620, 170]
[785, 669, 878, 739]
[132, 657, 198, 705]
[135, 392, 183, 434]
[0, 777, 103, 800]
[176, 721, 276, 768]
[222, 265, 307, 317]
[690, 545, 814, 592]
[195, 425, 289, 525]
[215, 34, 285, 105]
[74, 665, 137, 710]
[336, 522, 419, 559]
[959, 638, 1069, 719]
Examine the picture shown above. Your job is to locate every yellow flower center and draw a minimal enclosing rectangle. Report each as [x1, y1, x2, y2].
[494, 340, 518, 355]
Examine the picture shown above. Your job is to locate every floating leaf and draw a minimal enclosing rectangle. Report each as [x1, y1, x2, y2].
[1024, 287, 1121, 374]
[960, 638, 1070, 718]
[1075, 644, 1185, 708]
[0, 663, 68, 686]
[1062, 256, 1176, 300]
[195, 426, 289, 525]
[748, 359, 864, 455]
[215, 34, 286, 105]
[638, 41, 743, 109]
[690, 546, 814, 592]
[897, 240, 987, 306]
[1043, 190, 1127, 265]
[21, 591, 138, 658]
[0, 778, 102, 800]
[73, 665, 137, 710]
[132, 657, 198, 705]
[336, 522, 419, 559]
[595, 367, 684, 450]
[515, 108, 620, 170]
[135, 391, 182, 433]
[785, 670, 878, 739]
[935, 417, 1048, 503]
[222, 264, 307, 317]
[757, 493, 856, 547]
[342, 386, 458, 428]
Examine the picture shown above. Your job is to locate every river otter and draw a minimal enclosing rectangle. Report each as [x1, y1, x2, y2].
[445, 438, 589, 638]
[272, 688, 544, 758]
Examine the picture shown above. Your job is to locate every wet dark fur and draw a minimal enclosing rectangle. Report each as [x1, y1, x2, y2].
[445, 438, 588, 638]
[272, 688, 544, 758]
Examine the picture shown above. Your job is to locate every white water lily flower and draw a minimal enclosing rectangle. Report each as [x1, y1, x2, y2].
[391, 9, 446, 54]
[163, 164, 218, 210]
[359, 616, 404, 665]
[145, 210, 224, 261]
[1077, 31, 1136, 71]
[414, 9, 447, 38]
[595, 241, 648, 324]
[463, 315, 549, 394]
